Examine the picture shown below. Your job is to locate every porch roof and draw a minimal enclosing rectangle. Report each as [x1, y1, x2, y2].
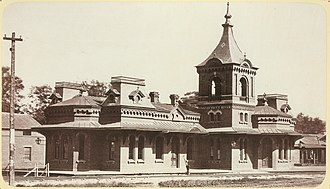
[33, 120, 207, 134]
[207, 127, 302, 136]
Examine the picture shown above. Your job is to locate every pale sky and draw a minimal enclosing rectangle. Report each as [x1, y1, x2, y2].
[1, 2, 327, 120]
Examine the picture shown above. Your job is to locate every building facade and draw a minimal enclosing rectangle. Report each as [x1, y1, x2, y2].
[34, 3, 303, 173]
[2, 113, 46, 170]
[292, 134, 326, 166]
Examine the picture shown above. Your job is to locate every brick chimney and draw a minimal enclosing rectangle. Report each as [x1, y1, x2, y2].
[149, 92, 160, 103]
[170, 94, 179, 106]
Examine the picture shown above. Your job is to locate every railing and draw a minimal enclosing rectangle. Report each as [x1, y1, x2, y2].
[23, 163, 49, 177]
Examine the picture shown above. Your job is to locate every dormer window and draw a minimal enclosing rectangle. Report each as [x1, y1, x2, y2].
[129, 88, 145, 104]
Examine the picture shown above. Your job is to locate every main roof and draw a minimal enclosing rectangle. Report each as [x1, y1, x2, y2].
[2, 112, 41, 130]
[253, 104, 292, 118]
[197, 2, 245, 67]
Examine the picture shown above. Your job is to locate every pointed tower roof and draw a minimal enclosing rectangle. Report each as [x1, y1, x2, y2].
[197, 2, 245, 67]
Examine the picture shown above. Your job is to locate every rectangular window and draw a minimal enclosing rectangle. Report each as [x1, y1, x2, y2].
[24, 147, 32, 161]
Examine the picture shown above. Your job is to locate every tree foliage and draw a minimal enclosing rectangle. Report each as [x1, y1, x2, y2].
[294, 113, 326, 134]
[2, 66, 25, 112]
[180, 91, 199, 107]
[25, 85, 53, 124]
[83, 80, 110, 97]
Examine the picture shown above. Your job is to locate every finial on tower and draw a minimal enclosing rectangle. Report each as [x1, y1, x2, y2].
[224, 2, 232, 24]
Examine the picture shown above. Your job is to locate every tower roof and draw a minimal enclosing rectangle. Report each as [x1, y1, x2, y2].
[197, 2, 245, 67]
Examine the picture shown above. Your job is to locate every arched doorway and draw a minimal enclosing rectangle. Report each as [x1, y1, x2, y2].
[171, 136, 180, 168]
[261, 138, 273, 168]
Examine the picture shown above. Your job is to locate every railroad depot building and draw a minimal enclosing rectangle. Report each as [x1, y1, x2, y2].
[34, 3, 302, 173]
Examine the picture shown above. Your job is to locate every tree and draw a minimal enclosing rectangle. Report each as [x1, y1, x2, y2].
[294, 113, 326, 134]
[2, 66, 25, 113]
[25, 85, 53, 124]
[83, 80, 110, 97]
[180, 91, 199, 108]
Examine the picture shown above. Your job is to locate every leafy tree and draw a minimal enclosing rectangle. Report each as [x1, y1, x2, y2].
[294, 113, 326, 134]
[180, 91, 199, 107]
[2, 66, 25, 112]
[25, 85, 53, 124]
[83, 80, 110, 97]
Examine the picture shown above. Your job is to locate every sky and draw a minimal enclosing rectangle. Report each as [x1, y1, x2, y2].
[1, 2, 327, 120]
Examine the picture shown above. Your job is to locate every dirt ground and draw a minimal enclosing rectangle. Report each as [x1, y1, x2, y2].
[1, 172, 326, 187]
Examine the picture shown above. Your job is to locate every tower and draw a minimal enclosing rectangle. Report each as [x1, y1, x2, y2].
[196, 3, 258, 129]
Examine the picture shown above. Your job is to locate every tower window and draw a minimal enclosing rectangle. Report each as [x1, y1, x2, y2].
[216, 112, 222, 121]
[244, 113, 248, 122]
[209, 112, 215, 122]
[239, 112, 244, 122]
[239, 77, 248, 97]
[210, 77, 221, 96]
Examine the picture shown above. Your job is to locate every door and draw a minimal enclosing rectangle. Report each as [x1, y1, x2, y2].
[261, 138, 272, 168]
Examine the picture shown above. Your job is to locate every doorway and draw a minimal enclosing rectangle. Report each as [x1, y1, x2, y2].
[171, 136, 180, 168]
[261, 138, 273, 168]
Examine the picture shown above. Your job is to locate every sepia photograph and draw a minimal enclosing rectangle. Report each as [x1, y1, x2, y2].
[0, 1, 327, 187]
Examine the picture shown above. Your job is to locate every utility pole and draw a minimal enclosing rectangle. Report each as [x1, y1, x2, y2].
[3, 32, 23, 186]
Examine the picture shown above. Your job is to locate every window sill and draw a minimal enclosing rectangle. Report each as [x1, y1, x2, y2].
[278, 160, 288, 163]
[155, 159, 164, 163]
[77, 160, 86, 163]
[137, 159, 145, 164]
[239, 160, 248, 163]
[127, 159, 136, 164]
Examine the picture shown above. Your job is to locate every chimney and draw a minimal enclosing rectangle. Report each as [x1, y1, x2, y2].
[149, 92, 160, 103]
[170, 94, 179, 106]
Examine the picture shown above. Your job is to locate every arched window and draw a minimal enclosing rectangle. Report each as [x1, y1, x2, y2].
[239, 77, 248, 97]
[239, 138, 247, 161]
[78, 135, 85, 160]
[155, 137, 164, 159]
[216, 112, 222, 122]
[54, 135, 60, 159]
[138, 136, 144, 160]
[108, 136, 115, 160]
[209, 112, 215, 122]
[211, 80, 216, 95]
[240, 112, 244, 122]
[129, 135, 135, 160]
[284, 139, 289, 160]
[278, 138, 283, 160]
[187, 138, 194, 160]
[210, 77, 221, 96]
[244, 113, 248, 122]
[210, 139, 214, 160]
[62, 135, 68, 159]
